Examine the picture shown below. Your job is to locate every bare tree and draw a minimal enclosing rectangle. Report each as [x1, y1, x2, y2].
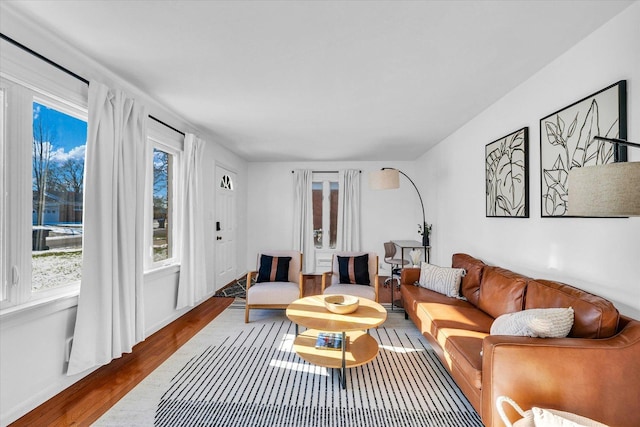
[49, 158, 84, 223]
[153, 150, 169, 228]
[32, 109, 57, 250]
[56, 157, 84, 195]
[32, 111, 55, 227]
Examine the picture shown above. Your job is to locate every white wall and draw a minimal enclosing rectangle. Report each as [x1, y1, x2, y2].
[246, 161, 425, 274]
[415, 3, 640, 318]
[0, 5, 248, 425]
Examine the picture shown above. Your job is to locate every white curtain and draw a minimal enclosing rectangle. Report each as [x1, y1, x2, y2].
[337, 169, 361, 251]
[68, 81, 148, 376]
[292, 170, 315, 273]
[176, 133, 207, 309]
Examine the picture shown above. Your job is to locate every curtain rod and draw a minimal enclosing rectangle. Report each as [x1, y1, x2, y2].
[291, 170, 362, 173]
[1, 32, 186, 137]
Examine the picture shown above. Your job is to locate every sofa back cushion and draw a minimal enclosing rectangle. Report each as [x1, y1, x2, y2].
[452, 253, 485, 305]
[525, 279, 619, 338]
[477, 266, 527, 318]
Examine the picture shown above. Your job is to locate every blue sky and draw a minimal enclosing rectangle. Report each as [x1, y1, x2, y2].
[33, 102, 87, 162]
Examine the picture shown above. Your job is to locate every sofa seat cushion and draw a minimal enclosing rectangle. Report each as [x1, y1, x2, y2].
[419, 302, 494, 334]
[247, 281, 300, 305]
[525, 279, 619, 338]
[401, 284, 471, 315]
[434, 327, 487, 390]
[478, 266, 528, 318]
[415, 302, 492, 391]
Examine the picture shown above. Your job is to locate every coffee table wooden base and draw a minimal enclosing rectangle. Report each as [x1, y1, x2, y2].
[293, 329, 379, 368]
[293, 329, 378, 389]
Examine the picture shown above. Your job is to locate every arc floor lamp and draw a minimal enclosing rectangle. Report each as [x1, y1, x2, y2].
[369, 168, 430, 246]
[568, 137, 640, 217]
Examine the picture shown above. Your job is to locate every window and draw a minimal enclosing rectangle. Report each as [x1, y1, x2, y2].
[31, 101, 86, 292]
[152, 148, 173, 262]
[312, 174, 338, 249]
[147, 125, 182, 269]
[1, 74, 88, 309]
[220, 174, 233, 190]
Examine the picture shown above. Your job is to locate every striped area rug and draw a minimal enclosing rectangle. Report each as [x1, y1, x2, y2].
[154, 317, 482, 427]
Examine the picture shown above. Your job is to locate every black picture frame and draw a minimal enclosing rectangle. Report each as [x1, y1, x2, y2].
[539, 80, 627, 217]
[485, 127, 529, 218]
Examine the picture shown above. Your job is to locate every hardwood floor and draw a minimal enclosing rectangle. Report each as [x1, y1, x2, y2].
[10, 275, 399, 426]
[10, 296, 233, 427]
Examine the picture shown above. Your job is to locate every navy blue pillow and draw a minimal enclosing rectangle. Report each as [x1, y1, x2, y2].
[337, 254, 370, 285]
[257, 255, 291, 283]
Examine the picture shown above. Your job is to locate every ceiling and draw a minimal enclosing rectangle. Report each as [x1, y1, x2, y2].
[2, 1, 634, 162]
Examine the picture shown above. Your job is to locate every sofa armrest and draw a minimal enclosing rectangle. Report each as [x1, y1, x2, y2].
[482, 318, 640, 427]
[246, 271, 257, 290]
[321, 272, 332, 293]
[400, 267, 421, 286]
[297, 272, 304, 297]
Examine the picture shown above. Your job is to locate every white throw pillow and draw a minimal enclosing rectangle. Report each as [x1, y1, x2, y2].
[497, 396, 607, 427]
[532, 407, 589, 427]
[490, 307, 574, 338]
[418, 262, 466, 297]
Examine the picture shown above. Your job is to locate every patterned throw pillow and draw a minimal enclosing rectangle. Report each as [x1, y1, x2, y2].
[490, 307, 575, 338]
[337, 254, 370, 285]
[256, 255, 291, 283]
[418, 263, 466, 297]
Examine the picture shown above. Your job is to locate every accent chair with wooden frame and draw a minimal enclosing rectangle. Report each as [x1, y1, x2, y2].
[321, 251, 379, 302]
[245, 250, 303, 323]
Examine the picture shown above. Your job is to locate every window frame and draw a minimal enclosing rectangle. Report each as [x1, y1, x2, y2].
[0, 87, 6, 303]
[29, 95, 87, 297]
[0, 72, 88, 310]
[145, 124, 183, 272]
[312, 172, 339, 250]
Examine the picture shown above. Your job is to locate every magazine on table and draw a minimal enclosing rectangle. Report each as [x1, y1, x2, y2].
[315, 332, 344, 350]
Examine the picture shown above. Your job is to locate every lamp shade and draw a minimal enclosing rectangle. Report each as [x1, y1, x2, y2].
[568, 162, 640, 217]
[369, 169, 400, 190]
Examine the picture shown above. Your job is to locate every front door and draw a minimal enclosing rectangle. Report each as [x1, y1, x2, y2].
[215, 166, 237, 290]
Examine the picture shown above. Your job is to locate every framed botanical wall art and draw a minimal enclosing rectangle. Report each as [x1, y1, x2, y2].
[485, 127, 529, 218]
[540, 80, 627, 217]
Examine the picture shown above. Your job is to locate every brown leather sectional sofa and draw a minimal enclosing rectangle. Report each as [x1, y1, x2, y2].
[400, 253, 640, 427]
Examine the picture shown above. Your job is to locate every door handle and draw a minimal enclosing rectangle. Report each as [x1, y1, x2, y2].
[12, 266, 20, 285]
[216, 236, 222, 240]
